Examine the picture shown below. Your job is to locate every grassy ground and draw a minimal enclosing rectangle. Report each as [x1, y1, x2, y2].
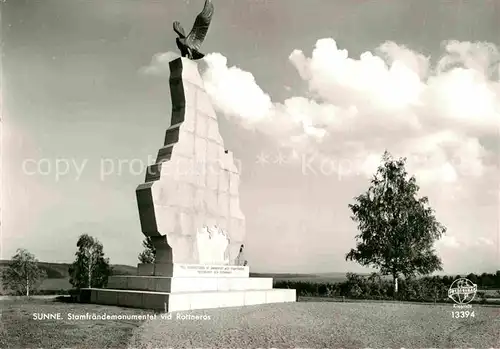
[0, 298, 154, 349]
[298, 296, 500, 306]
[129, 302, 500, 348]
[273, 276, 346, 283]
[481, 289, 500, 298]
[38, 278, 72, 290]
[1, 297, 498, 348]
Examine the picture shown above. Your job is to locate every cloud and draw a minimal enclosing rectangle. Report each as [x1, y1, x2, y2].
[437, 235, 496, 249]
[141, 39, 499, 189]
[477, 237, 494, 246]
[436, 40, 500, 78]
[138, 39, 499, 272]
[140, 51, 181, 76]
[197, 39, 500, 187]
[202, 53, 273, 124]
[438, 235, 461, 248]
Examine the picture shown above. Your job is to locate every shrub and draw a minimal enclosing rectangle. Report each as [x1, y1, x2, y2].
[476, 291, 487, 304]
[347, 284, 363, 298]
[275, 273, 464, 303]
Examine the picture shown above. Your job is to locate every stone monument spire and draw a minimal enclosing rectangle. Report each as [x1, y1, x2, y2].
[135, 57, 246, 271]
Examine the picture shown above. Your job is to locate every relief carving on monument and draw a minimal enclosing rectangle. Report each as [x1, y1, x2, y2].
[195, 224, 230, 265]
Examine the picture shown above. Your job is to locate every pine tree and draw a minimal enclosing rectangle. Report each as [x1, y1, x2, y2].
[138, 236, 156, 264]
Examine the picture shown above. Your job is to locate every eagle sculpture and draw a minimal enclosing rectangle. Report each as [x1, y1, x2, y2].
[173, 0, 214, 60]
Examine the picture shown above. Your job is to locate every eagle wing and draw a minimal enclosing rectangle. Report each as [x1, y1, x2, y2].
[186, 0, 214, 51]
[173, 21, 186, 38]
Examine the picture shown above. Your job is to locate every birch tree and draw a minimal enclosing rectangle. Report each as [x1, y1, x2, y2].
[68, 234, 111, 289]
[1, 249, 46, 296]
[346, 151, 446, 295]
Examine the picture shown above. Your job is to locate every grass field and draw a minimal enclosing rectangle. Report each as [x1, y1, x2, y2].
[1, 297, 499, 348]
[0, 298, 153, 348]
[38, 278, 72, 291]
[271, 275, 348, 283]
[129, 301, 500, 348]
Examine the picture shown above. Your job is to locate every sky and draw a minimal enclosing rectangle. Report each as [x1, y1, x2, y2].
[1, 0, 499, 274]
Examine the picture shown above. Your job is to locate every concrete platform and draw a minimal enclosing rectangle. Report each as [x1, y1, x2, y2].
[107, 275, 273, 292]
[82, 262, 296, 311]
[86, 288, 296, 311]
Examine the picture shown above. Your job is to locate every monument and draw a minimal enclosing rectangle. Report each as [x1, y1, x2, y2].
[83, 0, 295, 311]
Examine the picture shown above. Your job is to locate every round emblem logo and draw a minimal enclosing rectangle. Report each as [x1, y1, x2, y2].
[448, 278, 477, 304]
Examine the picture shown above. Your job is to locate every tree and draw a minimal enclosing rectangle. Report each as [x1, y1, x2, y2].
[345, 151, 446, 296]
[138, 236, 156, 264]
[466, 273, 478, 285]
[441, 275, 453, 286]
[68, 234, 111, 289]
[480, 272, 494, 288]
[367, 272, 384, 299]
[1, 248, 46, 296]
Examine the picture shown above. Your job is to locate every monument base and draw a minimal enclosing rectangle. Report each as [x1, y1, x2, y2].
[82, 263, 296, 312]
[83, 288, 296, 311]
